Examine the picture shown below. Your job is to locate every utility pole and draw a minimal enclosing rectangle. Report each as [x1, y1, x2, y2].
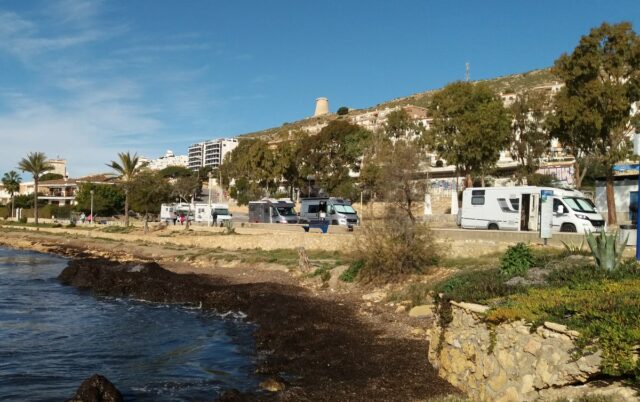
[465, 62, 470, 82]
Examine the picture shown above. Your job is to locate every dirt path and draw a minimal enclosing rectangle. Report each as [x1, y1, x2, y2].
[0, 229, 460, 401]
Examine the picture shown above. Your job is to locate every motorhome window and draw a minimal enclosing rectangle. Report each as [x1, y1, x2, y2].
[471, 195, 485, 205]
[308, 205, 319, 214]
[553, 199, 565, 212]
[471, 190, 485, 196]
[334, 205, 356, 214]
[563, 197, 597, 213]
[214, 208, 229, 215]
[276, 206, 296, 216]
[271, 208, 279, 217]
[509, 198, 519, 210]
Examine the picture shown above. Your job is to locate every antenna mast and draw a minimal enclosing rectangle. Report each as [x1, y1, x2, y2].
[465, 62, 470, 82]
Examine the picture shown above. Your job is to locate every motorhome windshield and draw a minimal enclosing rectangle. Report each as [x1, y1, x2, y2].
[214, 208, 230, 215]
[276, 206, 296, 216]
[334, 204, 356, 214]
[563, 197, 597, 213]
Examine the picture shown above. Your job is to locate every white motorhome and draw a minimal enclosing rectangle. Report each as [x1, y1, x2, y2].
[459, 186, 605, 233]
[160, 203, 194, 224]
[193, 203, 232, 224]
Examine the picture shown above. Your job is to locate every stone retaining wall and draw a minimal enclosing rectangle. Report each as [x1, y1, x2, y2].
[426, 301, 605, 402]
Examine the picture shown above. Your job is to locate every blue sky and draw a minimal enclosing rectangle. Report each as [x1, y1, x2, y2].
[0, 0, 638, 177]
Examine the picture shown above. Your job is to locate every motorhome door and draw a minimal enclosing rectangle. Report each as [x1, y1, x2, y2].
[528, 193, 539, 231]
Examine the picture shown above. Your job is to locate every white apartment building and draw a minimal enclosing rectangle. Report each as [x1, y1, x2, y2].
[145, 150, 188, 170]
[188, 138, 239, 170]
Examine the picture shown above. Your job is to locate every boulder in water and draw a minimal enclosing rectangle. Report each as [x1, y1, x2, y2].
[66, 374, 123, 402]
[214, 388, 248, 401]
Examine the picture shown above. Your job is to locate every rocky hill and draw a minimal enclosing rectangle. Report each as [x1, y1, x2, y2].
[239, 68, 558, 142]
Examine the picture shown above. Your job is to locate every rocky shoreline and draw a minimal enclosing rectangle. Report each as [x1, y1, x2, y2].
[1, 231, 458, 401]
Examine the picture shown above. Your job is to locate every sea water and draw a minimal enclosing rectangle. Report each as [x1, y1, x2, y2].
[0, 247, 259, 401]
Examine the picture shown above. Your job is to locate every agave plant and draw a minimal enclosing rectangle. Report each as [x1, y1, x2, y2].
[584, 230, 627, 271]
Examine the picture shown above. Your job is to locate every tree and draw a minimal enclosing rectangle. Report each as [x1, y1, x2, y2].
[383, 109, 425, 140]
[74, 183, 125, 216]
[2, 170, 22, 218]
[509, 90, 550, 183]
[158, 165, 193, 179]
[298, 120, 371, 197]
[336, 106, 349, 115]
[172, 175, 201, 204]
[129, 171, 172, 233]
[18, 152, 53, 226]
[220, 139, 276, 204]
[429, 81, 511, 187]
[40, 173, 64, 182]
[354, 123, 439, 282]
[272, 137, 303, 198]
[107, 152, 146, 226]
[549, 22, 640, 225]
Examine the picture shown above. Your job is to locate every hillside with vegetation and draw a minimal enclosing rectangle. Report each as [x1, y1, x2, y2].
[238, 68, 559, 142]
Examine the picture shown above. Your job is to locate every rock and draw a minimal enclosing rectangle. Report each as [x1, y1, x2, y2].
[543, 321, 568, 333]
[361, 290, 385, 302]
[66, 374, 123, 402]
[328, 265, 349, 290]
[214, 389, 248, 402]
[488, 369, 508, 392]
[259, 377, 286, 392]
[410, 328, 425, 336]
[395, 305, 406, 313]
[523, 339, 541, 355]
[450, 301, 490, 314]
[408, 304, 434, 318]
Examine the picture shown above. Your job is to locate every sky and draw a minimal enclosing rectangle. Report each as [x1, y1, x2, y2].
[0, 0, 638, 177]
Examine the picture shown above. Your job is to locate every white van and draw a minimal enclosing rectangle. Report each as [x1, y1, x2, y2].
[299, 197, 359, 227]
[460, 186, 605, 233]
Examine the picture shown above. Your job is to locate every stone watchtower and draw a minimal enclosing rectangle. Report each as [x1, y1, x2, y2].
[313, 97, 329, 117]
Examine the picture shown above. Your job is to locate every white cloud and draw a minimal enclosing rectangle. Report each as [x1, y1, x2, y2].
[0, 3, 230, 177]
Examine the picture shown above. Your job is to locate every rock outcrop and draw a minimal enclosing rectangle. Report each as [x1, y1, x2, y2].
[427, 301, 637, 402]
[66, 374, 123, 402]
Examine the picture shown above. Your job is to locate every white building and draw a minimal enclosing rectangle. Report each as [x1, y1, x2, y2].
[145, 150, 188, 170]
[188, 138, 239, 170]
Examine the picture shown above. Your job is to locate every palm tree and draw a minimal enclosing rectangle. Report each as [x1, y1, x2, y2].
[18, 152, 53, 226]
[2, 171, 22, 219]
[107, 152, 145, 226]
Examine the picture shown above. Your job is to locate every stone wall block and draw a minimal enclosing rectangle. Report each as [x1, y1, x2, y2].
[428, 302, 605, 401]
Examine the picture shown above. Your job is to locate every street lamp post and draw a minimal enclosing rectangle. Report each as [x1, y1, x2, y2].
[90, 190, 94, 225]
[208, 172, 213, 227]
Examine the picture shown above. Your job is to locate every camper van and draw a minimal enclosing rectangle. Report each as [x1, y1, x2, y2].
[160, 203, 194, 224]
[248, 198, 298, 224]
[299, 197, 359, 227]
[193, 203, 232, 224]
[459, 186, 605, 233]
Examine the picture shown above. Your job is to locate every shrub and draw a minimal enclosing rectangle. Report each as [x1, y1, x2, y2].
[526, 173, 556, 186]
[355, 217, 439, 283]
[499, 243, 534, 277]
[18, 216, 27, 224]
[336, 106, 349, 115]
[339, 260, 363, 282]
[435, 268, 522, 303]
[222, 220, 236, 235]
